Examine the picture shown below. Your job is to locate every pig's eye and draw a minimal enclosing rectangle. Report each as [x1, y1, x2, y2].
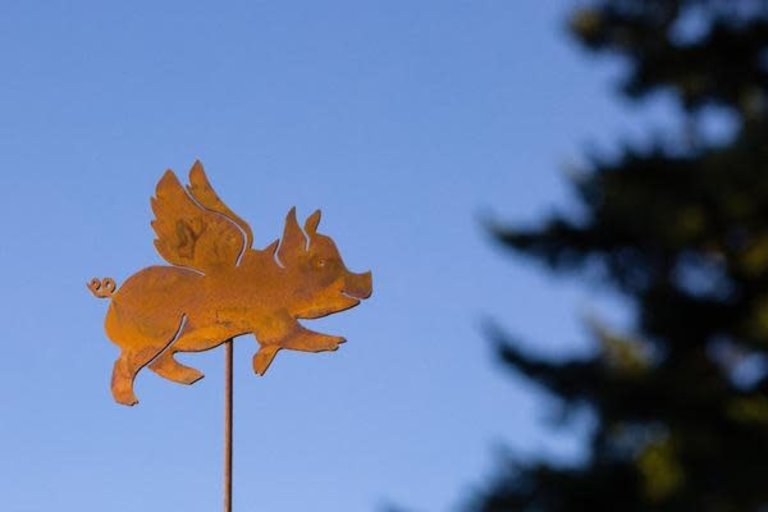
[316, 258, 327, 268]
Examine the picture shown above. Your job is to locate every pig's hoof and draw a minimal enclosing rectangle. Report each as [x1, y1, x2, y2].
[253, 346, 280, 376]
[113, 389, 139, 407]
[179, 368, 205, 384]
[176, 368, 204, 385]
[148, 355, 204, 385]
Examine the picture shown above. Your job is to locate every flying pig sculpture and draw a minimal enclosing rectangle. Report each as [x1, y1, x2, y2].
[88, 161, 372, 405]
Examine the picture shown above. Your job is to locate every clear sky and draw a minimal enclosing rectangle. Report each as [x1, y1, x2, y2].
[0, 1, 675, 511]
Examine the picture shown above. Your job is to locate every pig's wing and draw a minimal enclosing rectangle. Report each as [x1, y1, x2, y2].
[186, 160, 254, 250]
[151, 164, 249, 274]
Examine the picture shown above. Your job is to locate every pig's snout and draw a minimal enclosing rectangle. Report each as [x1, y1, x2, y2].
[343, 271, 372, 300]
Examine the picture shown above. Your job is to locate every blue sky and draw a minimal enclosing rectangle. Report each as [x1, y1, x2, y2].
[0, 1, 676, 511]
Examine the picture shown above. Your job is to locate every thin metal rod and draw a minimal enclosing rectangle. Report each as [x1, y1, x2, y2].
[224, 339, 234, 512]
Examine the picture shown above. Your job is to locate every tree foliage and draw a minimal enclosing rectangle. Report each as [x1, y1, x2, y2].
[475, 1, 768, 510]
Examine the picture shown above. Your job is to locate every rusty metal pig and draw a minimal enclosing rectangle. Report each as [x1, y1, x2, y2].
[88, 161, 372, 406]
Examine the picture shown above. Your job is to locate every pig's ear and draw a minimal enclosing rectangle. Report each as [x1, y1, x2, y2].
[278, 207, 308, 265]
[304, 209, 322, 236]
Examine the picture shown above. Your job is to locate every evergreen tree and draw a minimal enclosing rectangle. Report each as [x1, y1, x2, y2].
[475, 1, 768, 510]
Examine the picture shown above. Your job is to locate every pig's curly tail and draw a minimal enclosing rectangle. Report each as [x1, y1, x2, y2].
[87, 277, 117, 299]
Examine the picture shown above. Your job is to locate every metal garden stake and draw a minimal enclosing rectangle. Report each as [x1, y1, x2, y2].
[88, 161, 373, 511]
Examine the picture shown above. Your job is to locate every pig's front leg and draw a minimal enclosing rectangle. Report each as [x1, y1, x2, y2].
[252, 314, 345, 375]
[284, 324, 346, 352]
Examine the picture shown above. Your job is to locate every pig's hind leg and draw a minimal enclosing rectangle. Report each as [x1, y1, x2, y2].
[108, 314, 187, 406]
[148, 350, 204, 385]
[112, 346, 165, 406]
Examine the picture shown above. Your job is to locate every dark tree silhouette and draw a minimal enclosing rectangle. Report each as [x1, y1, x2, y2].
[474, 1, 768, 510]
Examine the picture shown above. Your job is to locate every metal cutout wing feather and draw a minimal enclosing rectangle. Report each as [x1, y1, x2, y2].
[151, 165, 247, 274]
[186, 161, 254, 252]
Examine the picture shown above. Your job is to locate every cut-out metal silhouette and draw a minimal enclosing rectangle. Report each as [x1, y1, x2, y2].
[89, 161, 372, 406]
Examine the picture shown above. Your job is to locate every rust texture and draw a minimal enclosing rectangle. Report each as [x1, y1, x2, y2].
[89, 161, 373, 405]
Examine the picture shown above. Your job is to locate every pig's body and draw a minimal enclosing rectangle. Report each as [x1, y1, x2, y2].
[90, 163, 372, 406]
